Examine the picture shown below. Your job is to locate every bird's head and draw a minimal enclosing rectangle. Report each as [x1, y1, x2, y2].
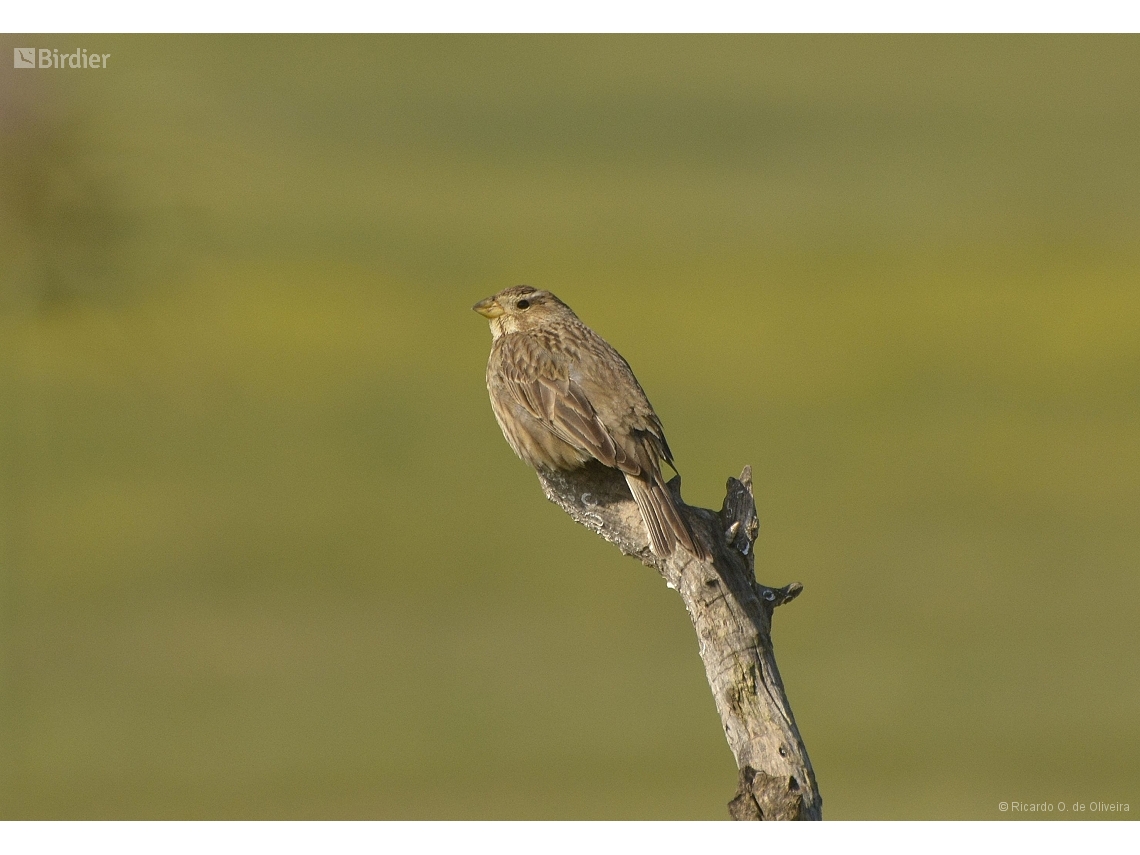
[472, 286, 575, 338]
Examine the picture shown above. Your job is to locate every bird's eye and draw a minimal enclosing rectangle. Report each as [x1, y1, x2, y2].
[516, 299, 530, 309]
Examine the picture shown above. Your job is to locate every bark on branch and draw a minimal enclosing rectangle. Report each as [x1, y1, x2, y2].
[537, 461, 822, 821]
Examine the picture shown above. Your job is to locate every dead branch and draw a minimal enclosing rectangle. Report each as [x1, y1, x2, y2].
[537, 461, 822, 821]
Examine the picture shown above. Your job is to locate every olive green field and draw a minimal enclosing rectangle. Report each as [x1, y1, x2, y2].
[1, 35, 1137, 819]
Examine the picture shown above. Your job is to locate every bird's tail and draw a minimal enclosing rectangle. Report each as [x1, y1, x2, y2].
[626, 472, 708, 561]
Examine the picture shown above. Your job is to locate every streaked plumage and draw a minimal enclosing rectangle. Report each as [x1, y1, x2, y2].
[473, 285, 706, 560]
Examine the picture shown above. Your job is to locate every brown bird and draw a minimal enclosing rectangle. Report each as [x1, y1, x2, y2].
[473, 285, 706, 560]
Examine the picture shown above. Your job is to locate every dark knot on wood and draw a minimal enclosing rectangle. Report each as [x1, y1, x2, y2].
[728, 766, 810, 821]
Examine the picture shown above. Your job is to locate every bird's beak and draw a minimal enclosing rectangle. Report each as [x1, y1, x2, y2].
[472, 297, 504, 319]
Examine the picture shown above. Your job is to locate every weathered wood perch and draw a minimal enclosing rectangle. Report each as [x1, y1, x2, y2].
[537, 461, 822, 821]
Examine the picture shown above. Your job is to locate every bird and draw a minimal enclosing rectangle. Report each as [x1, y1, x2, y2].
[473, 285, 707, 561]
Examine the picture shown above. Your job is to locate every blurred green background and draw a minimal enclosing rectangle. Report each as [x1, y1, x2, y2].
[1, 35, 1137, 819]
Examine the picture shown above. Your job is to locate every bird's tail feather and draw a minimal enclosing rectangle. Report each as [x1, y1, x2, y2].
[626, 473, 708, 561]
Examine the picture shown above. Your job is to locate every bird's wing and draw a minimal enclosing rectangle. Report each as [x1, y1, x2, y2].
[508, 371, 642, 475]
[497, 342, 642, 476]
[567, 333, 676, 468]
